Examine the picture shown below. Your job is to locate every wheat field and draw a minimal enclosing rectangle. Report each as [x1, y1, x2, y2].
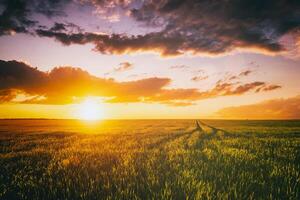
[0, 119, 299, 199]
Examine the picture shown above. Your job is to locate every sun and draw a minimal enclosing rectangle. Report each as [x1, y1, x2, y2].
[76, 98, 104, 121]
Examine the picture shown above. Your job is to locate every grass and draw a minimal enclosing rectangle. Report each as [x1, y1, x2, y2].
[0, 119, 300, 199]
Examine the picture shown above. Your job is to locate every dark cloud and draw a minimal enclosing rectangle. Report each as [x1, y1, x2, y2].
[0, 60, 282, 106]
[0, 0, 36, 35]
[34, 0, 300, 56]
[32, 0, 71, 17]
[217, 95, 300, 119]
[49, 22, 83, 32]
[0, 0, 70, 36]
[49, 23, 68, 32]
[35, 21, 283, 56]
[2, 0, 299, 56]
[127, 0, 300, 55]
[0, 60, 47, 92]
[35, 26, 189, 56]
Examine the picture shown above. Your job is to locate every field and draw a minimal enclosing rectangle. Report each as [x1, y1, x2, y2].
[0, 119, 300, 200]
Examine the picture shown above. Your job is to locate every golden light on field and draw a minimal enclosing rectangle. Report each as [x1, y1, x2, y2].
[75, 98, 104, 121]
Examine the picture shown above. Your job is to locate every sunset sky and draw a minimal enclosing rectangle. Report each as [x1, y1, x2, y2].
[0, 0, 300, 119]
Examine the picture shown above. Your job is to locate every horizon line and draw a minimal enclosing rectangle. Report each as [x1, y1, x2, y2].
[0, 118, 299, 121]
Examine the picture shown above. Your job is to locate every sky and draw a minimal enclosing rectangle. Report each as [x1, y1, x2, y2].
[0, 0, 300, 119]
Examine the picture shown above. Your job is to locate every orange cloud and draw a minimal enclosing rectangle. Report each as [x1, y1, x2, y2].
[258, 84, 282, 92]
[0, 60, 282, 106]
[217, 95, 300, 119]
[0, 89, 18, 103]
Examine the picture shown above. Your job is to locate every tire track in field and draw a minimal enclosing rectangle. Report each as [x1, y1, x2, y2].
[187, 120, 230, 150]
[196, 120, 230, 137]
[144, 120, 229, 150]
[142, 121, 224, 191]
[145, 126, 195, 150]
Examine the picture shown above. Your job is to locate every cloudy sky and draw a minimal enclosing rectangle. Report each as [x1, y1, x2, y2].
[0, 0, 300, 119]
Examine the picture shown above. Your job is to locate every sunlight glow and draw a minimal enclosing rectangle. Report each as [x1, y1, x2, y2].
[76, 98, 104, 121]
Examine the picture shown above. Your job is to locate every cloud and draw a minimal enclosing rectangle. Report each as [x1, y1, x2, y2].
[0, 60, 47, 92]
[127, 73, 148, 78]
[259, 84, 282, 92]
[255, 84, 282, 93]
[225, 82, 266, 95]
[217, 95, 300, 119]
[169, 65, 189, 69]
[35, 27, 190, 56]
[114, 62, 133, 72]
[0, 89, 18, 103]
[0, 0, 71, 36]
[0, 60, 169, 104]
[131, 0, 300, 54]
[0, 60, 281, 106]
[34, 0, 300, 56]
[0, 0, 36, 35]
[49, 22, 83, 32]
[225, 69, 255, 81]
[239, 70, 253, 77]
[191, 75, 208, 82]
[161, 101, 196, 107]
[1, 0, 299, 56]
